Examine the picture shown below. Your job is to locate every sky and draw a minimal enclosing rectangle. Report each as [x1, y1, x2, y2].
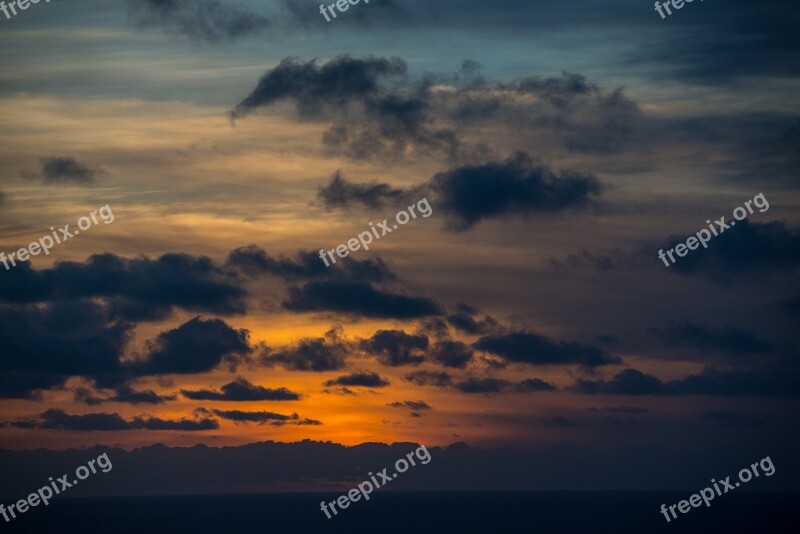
[0, 0, 799, 490]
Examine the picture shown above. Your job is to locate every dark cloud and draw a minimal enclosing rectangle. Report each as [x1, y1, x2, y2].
[181, 377, 300, 401]
[11, 409, 218, 431]
[127, 0, 270, 42]
[387, 400, 432, 410]
[211, 409, 321, 426]
[135, 317, 251, 375]
[0, 302, 133, 396]
[403, 370, 453, 387]
[455, 378, 510, 394]
[316, 170, 408, 210]
[474, 331, 621, 367]
[361, 330, 429, 366]
[109, 385, 176, 405]
[572, 363, 800, 397]
[652, 321, 774, 356]
[624, 0, 800, 85]
[230, 56, 406, 119]
[572, 369, 669, 396]
[661, 220, 800, 281]
[23, 156, 107, 186]
[431, 152, 603, 230]
[226, 245, 395, 283]
[283, 281, 442, 319]
[263, 327, 349, 371]
[514, 378, 557, 392]
[324, 372, 390, 388]
[430, 340, 474, 368]
[0, 253, 247, 317]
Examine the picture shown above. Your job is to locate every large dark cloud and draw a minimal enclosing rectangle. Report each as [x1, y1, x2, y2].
[134, 317, 251, 375]
[226, 245, 394, 283]
[324, 372, 390, 388]
[230, 56, 406, 119]
[312, 154, 604, 231]
[431, 153, 603, 230]
[0, 302, 133, 397]
[10, 409, 218, 431]
[21, 156, 106, 186]
[127, 0, 270, 41]
[283, 281, 442, 319]
[661, 220, 800, 281]
[262, 327, 349, 371]
[181, 377, 300, 401]
[361, 330, 429, 366]
[0, 253, 247, 317]
[474, 331, 621, 368]
[652, 321, 774, 356]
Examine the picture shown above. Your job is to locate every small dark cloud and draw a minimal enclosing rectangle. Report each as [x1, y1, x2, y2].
[430, 340, 474, 368]
[135, 317, 250, 375]
[283, 281, 441, 319]
[652, 321, 774, 355]
[362, 330, 429, 366]
[455, 377, 510, 394]
[23, 156, 107, 186]
[317, 170, 408, 210]
[403, 370, 453, 387]
[514, 378, 557, 392]
[231, 56, 406, 119]
[445, 313, 481, 334]
[430, 152, 603, 230]
[127, 0, 270, 42]
[324, 372, 390, 388]
[475, 331, 621, 368]
[181, 377, 300, 401]
[132, 415, 219, 431]
[226, 245, 394, 283]
[263, 327, 349, 371]
[110, 385, 176, 405]
[387, 400, 432, 410]
[211, 409, 321, 426]
[571, 369, 670, 396]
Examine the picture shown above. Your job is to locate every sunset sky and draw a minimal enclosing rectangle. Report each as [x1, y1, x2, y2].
[0, 0, 798, 487]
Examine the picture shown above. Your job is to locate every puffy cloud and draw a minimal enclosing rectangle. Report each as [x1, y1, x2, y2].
[474, 331, 621, 367]
[324, 372, 390, 388]
[181, 378, 300, 401]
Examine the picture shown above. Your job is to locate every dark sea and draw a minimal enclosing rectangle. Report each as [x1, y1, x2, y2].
[2, 491, 797, 533]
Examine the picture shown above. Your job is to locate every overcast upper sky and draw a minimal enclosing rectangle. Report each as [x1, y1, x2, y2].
[0, 0, 798, 489]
